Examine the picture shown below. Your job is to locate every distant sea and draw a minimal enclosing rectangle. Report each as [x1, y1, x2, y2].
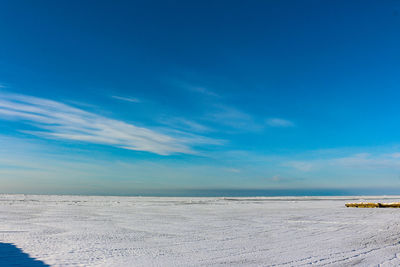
[5, 188, 400, 197]
[86, 188, 400, 197]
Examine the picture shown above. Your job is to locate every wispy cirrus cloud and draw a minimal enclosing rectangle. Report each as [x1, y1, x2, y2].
[283, 151, 400, 172]
[174, 80, 219, 97]
[158, 116, 212, 133]
[189, 86, 219, 97]
[266, 118, 295, 127]
[207, 105, 295, 132]
[171, 78, 295, 132]
[208, 105, 263, 131]
[111, 95, 141, 103]
[283, 161, 315, 172]
[0, 92, 220, 155]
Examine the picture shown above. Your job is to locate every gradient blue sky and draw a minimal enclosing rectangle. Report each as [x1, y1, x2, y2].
[1, 0, 400, 194]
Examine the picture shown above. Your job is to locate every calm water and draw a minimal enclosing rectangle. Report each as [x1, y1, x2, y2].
[4, 188, 400, 197]
[88, 188, 400, 197]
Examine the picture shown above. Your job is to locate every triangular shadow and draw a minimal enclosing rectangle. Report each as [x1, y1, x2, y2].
[0, 242, 50, 266]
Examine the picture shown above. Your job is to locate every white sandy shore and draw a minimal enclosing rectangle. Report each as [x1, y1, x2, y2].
[1, 194, 400, 266]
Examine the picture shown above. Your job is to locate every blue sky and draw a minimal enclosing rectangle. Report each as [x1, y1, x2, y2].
[1, 0, 400, 194]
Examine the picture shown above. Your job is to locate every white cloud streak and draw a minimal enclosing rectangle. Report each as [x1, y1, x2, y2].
[209, 107, 295, 132]
[174, 80, 219, 97]
[284, 152, 400, 172]
[209, 105, 263, 131]
[189, 86, 219, 97]
[284, 161, 314, 171]
[111, 95, 141, 103]
[0, 93, 219, 155]
[159, 116, 212, 133]
[266, 118, 295, 127]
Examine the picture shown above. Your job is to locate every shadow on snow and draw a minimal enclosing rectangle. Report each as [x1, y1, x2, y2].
[0, 242, 49, 266]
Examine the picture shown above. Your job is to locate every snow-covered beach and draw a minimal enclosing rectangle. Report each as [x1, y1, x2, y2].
[1, 195, 400, 266]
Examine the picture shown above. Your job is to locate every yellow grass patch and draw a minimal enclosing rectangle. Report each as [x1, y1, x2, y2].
[345, 202, 400, 208]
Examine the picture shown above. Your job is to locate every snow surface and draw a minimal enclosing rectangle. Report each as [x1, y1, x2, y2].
[2, 195, 400, 266]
